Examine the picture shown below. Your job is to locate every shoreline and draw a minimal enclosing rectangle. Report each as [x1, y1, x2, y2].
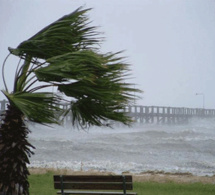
[29, 168, 215, 184]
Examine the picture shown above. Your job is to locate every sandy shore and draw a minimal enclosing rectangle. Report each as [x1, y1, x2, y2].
[29, 168, 215, 184]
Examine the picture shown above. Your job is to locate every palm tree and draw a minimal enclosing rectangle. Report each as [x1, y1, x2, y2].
[0, 7, 141, 195]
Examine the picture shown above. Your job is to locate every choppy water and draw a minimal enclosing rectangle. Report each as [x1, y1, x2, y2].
[28, 119, 215, 176]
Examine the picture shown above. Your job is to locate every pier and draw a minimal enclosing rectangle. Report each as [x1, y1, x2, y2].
[125, 105, 215, 124]
[1, 100, 215, 124]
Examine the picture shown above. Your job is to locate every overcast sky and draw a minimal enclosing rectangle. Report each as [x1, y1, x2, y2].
[0, 0, 215, 108]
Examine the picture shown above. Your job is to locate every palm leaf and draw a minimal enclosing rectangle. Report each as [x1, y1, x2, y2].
[2, 91, 63, 124]
[71, 97, 132, 128]
[34, 50, 107, 83]
[8, 7, 100, 60]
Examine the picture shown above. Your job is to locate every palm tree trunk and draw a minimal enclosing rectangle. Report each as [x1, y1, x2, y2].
[0, 104, 35, 195]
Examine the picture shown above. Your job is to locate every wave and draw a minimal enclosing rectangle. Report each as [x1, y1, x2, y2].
[28, 160, 215, 176]
[27, 122, 215, 177]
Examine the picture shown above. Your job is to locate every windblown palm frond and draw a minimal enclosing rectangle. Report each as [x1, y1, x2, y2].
[8, 7, 100, 61]
[71, 96, 132, 128]
[34, 50, 140, 127]
[34, 50, 107, 83]
[2, 91, 64, 124]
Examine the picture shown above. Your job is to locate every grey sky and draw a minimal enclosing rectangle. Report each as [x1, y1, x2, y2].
[1, 0, 215, 108]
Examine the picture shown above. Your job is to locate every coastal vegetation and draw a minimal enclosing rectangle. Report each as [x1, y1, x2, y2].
[0, 7, 140, 194]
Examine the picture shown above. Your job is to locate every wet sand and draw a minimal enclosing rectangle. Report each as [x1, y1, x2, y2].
[29, 168, 215, 184]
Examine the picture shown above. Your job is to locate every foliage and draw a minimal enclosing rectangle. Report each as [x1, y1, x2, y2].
[3, 7, 140, 128]
[0, 6, 141, 195]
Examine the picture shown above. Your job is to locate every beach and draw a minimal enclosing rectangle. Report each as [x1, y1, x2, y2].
[29, 168, 215, 184]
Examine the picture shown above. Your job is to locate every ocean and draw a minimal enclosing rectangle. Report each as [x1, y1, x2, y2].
[28, 119, 215, 176]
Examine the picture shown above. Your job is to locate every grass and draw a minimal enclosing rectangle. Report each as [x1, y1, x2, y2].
[134, 182, 215, 195]
[29, 171, 215, 195]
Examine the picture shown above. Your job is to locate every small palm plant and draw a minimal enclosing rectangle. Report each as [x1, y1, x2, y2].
[0, 7, 141, 195]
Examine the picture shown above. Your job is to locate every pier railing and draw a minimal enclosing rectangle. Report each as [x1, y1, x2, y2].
[1, 100, 215, 124]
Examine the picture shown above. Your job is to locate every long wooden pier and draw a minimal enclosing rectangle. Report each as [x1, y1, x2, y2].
[125, 106, 215, 124]
[1, 100, 215, 124]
